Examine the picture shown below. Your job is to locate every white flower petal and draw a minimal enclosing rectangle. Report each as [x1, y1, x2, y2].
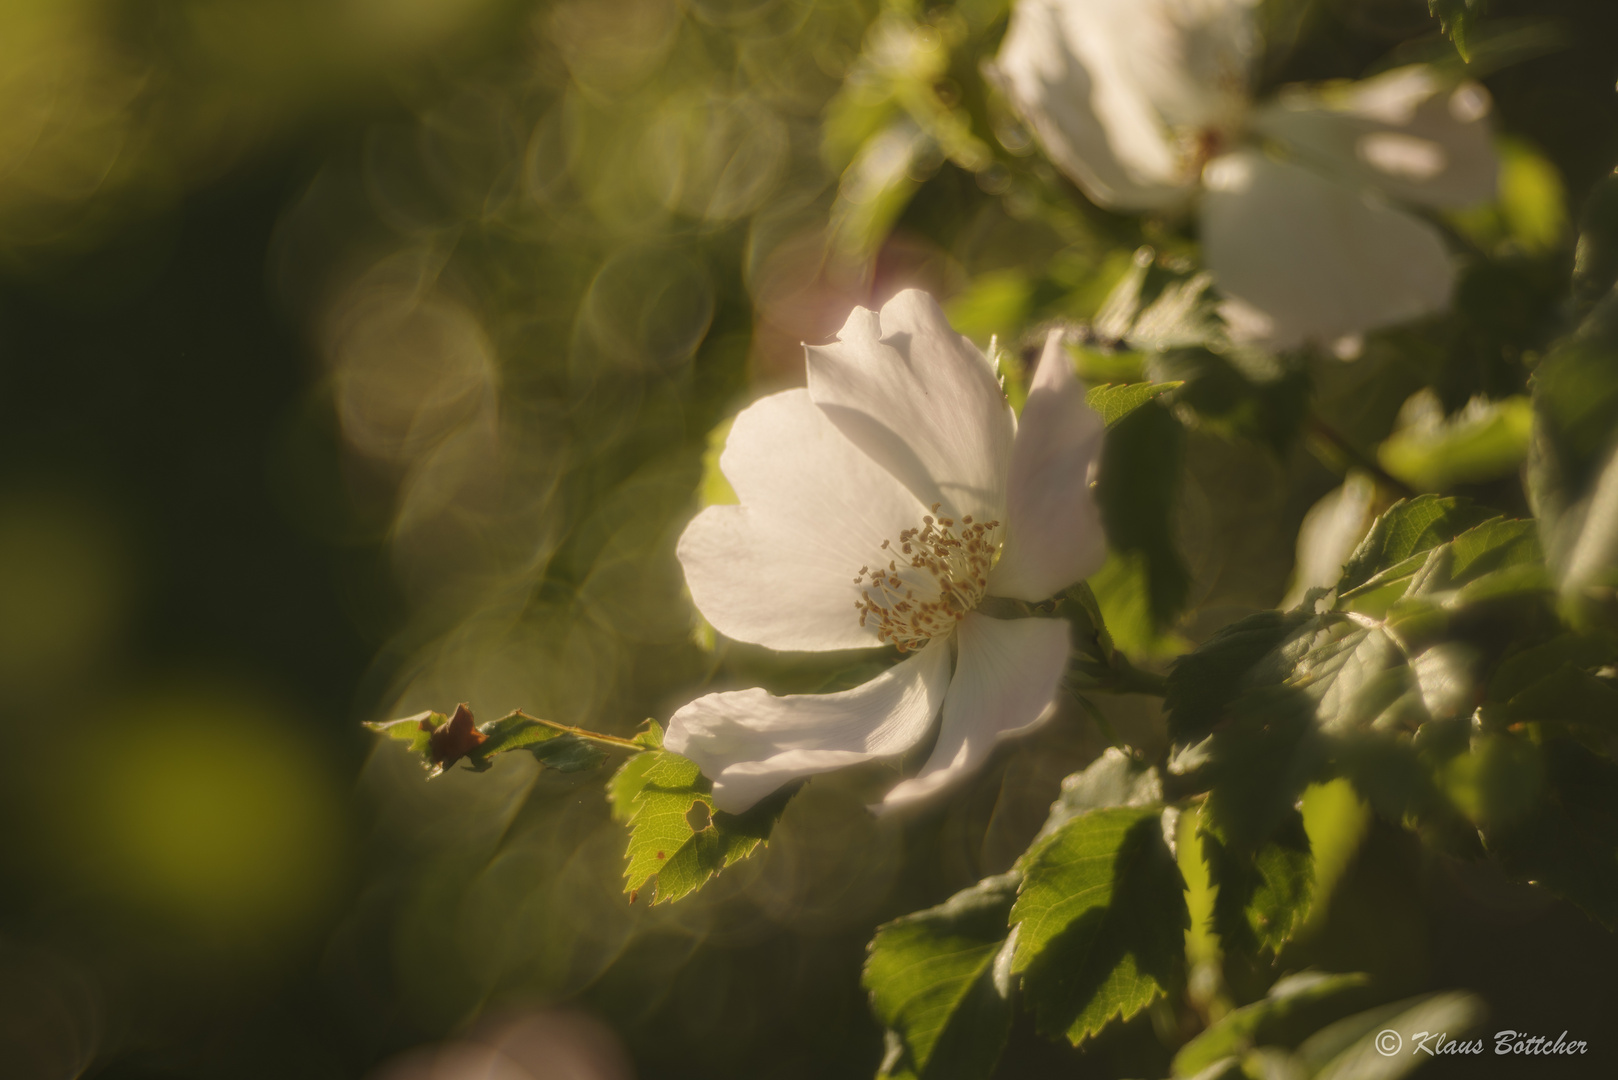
[879, 613, 1071, 810]
[1201, 149, 1455, 349]
[989, 0, 1256, 211]
[679, 388, 928, 652]
[989, 330, 1107, 602]
[665, 637, 953, 813]
[1252, 66, 1497, 209]
[805, 290, 1015, 524]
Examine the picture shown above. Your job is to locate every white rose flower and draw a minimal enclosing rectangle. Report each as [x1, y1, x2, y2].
[667, 290, 1106, 813]
[990, 0, 1498, 349]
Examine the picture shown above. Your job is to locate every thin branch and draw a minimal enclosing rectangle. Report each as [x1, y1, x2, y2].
[497, 710, 646, 751]
[1304, 413, 1418, 500]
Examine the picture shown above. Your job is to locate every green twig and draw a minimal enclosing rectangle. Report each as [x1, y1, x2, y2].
[498, 710, 646, 751]
[1304, 413, 1417, 500]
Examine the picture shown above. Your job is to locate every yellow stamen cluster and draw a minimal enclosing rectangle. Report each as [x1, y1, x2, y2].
[853, 504, 1001, 652]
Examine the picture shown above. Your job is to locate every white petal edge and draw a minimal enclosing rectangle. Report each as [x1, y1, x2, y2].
[678, 388, 928, 652]
[665, 636, 953, 813]
[879, 613, 1071, 811]
[1201, 149, 1455, 350]
[1252, 65, 1497, 209]
[989, 0, 1256, 211]
[805, 289, 1015, 524]
[989, 330, 1108, 603]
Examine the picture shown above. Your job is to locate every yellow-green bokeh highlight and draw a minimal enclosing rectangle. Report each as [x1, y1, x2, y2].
[55, 690, 344, 939]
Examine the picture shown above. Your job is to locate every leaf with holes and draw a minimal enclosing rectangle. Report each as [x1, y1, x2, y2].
[609, 749, 785, 904]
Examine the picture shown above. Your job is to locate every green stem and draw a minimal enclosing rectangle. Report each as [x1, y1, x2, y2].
[1109, 656, 1170, 697]
[1304, 413, 1417, 500]
[499, 710, 646, 751]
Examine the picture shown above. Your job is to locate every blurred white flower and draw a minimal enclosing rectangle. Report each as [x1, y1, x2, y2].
[668, 291, 1106, 813]
[991, 0, 1498, 349]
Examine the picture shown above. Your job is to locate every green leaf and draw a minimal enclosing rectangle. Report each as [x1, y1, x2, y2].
[1497, 138, 1569, 254]
[610, 750, 785, 904]
[864, 874, 1019, 1080]
[1197, 685, 1329, 855]
[700, 419, 737, 507]
[1094, 400, 1190, 649]
[1477, 740, 1618, 929]
[1011, 806, 1187, 1046]
[1084, 381, 1183, 427]
[1202, 807, 1313, 958]
[1336, 496, 1498, 596]
[1529, 299, 1618, 603]
[470, 713, 609, 773]
[1376, 395, 1532, 492]
[1030, 748, 1162, 843]
[1147, 346, 1311, 454]
[1429, 0, 1488, 62]
[1573, 168, 1618, 311]
[1171, 971, 1372, 1077]
[1488, 629, 1617, 701]
[1299, 991, 1485, 1079]
[365, 704, 612, 777]
[1165, 609, 1316, 745]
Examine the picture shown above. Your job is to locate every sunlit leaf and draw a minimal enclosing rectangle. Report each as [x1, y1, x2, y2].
[865, 874, 1018, 1080]
[1011, 805, 1187, 1046]
[1377, 395, 1532, 492]
[1171, 971, 1372, 1077]
[609, 749, 785, 904]
[366, 704, 612, 777]
[1299, 991, 1485, 1079]
[1084, 381, 1183, 427]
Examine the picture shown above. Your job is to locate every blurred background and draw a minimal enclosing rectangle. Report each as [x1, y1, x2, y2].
[3, 1, 1618, 1077]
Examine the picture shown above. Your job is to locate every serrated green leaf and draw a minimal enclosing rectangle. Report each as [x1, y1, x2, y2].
[366, 705, 615, 777]
[1172, 971, 1372, 1077]
[1337, 510, 1541, 618]
[612, 750, 785, 904]
[1084, 381, 1183, 427]
[1011, 806, 1187, 1046]
[1337, 496, 1498, 596]
[864, 873, 1018, 1080]
[469, 714, 608, 773]
[1201, 807, 1313, 958]
[1029, 748, 1162, 845]
[366, 710, 442, 763]
[1429, 0, 1488, 62]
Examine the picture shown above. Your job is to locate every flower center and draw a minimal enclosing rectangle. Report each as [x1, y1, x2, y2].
[853, 504, 1001, 653]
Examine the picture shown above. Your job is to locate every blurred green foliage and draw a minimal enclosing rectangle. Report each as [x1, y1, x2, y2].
[4, 0, 1618, 1078]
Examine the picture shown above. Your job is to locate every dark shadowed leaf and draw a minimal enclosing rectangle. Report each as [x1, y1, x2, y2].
[1201, 807, 1314, 958]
